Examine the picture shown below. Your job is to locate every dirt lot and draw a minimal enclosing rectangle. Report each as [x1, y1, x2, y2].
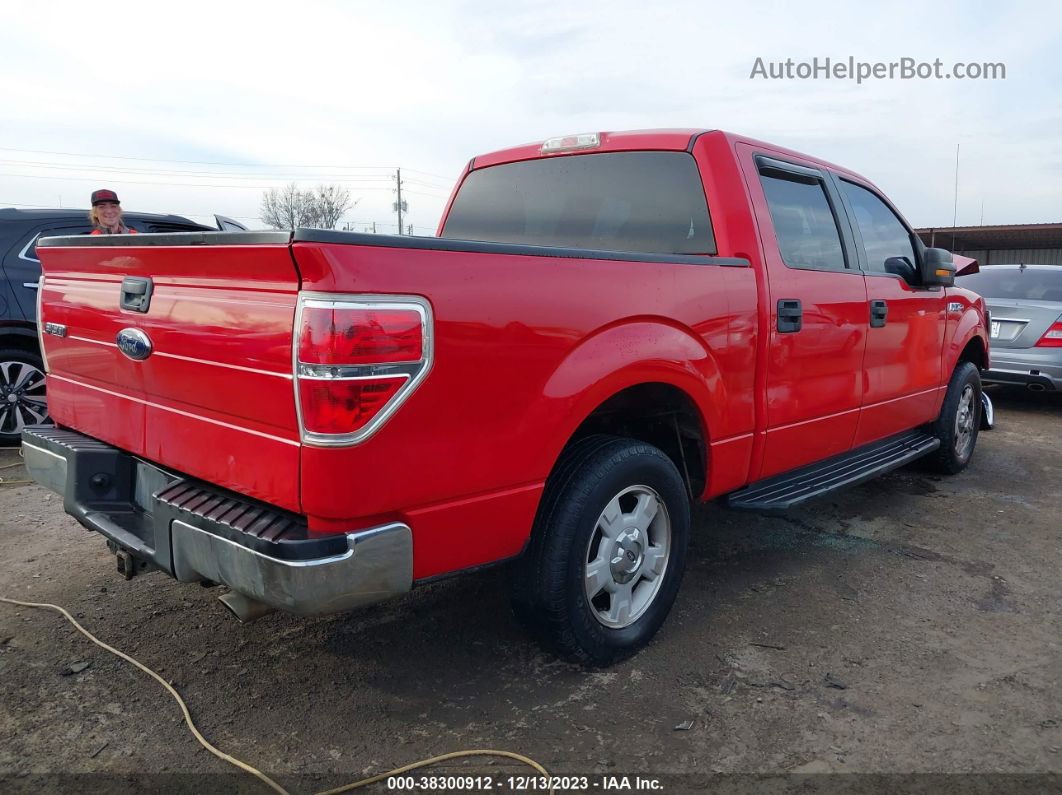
[1, 387, 1060, 793]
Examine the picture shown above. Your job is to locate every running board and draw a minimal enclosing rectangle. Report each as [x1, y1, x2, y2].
[725, 430, 940, 512]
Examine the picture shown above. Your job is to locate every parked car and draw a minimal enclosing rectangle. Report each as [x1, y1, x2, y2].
[956, 264, 1062, 391]
[0, 208, 246, 442]
[23, 130, 989, 665]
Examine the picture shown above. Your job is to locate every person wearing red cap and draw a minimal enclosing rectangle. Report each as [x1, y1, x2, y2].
[89, 189, 137, 235]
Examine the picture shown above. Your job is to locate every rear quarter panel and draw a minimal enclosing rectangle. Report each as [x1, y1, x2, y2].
[293, 242, 758, 578]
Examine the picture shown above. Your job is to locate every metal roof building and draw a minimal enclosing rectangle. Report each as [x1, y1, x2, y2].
[915, 223, 1062, 266]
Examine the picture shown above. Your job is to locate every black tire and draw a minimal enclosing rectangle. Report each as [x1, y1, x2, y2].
[924, 361, 981, 474]
[0, 348, 48, 445]
[511, 435, 690, 666]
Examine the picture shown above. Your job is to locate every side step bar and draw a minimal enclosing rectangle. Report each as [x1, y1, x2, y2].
[725, 429, 940, 512]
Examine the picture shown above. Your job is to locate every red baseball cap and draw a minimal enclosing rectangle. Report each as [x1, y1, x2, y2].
[91, 189, 120, 206]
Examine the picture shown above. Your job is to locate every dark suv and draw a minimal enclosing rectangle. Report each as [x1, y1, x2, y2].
[0, 208, 246, 443]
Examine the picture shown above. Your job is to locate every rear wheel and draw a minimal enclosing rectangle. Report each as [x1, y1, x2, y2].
[925, 361, 981, 474]
[0, 349, 48, 445]
[511, 436, 690, 666]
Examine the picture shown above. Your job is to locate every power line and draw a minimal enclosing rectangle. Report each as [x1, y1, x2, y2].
[402, 167, 460, 183]
[0, 172, 409, 190]
[2, 199, 439, 232]
[402, 189, 449, 199]
[0, 146, 459, 180]
[0, 159, 401, 181]
[402, 178, 451, 192]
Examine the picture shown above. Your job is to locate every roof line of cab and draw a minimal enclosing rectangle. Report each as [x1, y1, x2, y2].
[468, 128, 872, 186]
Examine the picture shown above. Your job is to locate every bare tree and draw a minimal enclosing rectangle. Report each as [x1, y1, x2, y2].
[313, 184, 354, 230]
[259, 183, 317, 230]
[261, 183, 357, 230]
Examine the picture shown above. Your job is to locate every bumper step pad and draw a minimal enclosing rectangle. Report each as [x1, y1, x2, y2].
[156, 482, 306, 544]
[725, 429, 940, 512]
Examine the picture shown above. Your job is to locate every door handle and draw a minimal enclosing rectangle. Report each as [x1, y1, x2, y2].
[120, 276, 153, 313]
[777, 299, 802, 333]
[870, 299, 888, 328]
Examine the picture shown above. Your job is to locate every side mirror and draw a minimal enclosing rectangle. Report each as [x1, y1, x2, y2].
[920, 248, 955, 287]
[884, 256, 918, 284]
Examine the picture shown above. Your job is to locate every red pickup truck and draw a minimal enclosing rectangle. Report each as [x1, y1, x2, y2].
[24, 130, 989, 665]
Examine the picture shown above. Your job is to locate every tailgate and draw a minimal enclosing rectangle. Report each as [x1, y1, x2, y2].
[36, 231, 303, 511]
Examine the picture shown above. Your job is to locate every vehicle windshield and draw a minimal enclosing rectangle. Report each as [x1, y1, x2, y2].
[957, 267, 1062, 302]
[441, 151, 715, 255]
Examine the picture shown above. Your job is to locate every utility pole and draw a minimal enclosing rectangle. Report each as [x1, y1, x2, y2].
[952, 144, 960, 228]
[393, 168, 406, 235]
[951, 143, 960, 250]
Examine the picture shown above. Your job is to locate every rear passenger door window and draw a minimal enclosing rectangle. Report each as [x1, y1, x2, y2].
[758, 162, 848, 272]
[838, 180, 917, 272]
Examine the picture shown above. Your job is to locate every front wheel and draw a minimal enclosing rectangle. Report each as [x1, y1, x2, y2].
[511, 436, 690, 666]
[925, 361, 981, 474]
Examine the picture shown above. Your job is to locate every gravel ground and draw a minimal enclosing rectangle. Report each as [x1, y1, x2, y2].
[1, 386, 1060, 794]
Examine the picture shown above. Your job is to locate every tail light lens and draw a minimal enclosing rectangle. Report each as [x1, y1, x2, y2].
[1036, 320, 1062, 348]
[295, 296, 432, 445]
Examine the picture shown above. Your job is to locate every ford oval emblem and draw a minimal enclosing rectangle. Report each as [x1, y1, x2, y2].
[116, 328, 153, 361]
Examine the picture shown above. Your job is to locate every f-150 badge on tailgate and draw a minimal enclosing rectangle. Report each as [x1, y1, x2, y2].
[116, 328, 153, 361]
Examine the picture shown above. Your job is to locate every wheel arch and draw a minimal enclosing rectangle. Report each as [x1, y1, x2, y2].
[563, 382, 709, 500]
[0, 323, 42, 356]
[957, 334, 988, 371]
[529, 319, 722, 502]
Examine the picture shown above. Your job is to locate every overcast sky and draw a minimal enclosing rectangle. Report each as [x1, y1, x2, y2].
[3, 0, 1060, 233]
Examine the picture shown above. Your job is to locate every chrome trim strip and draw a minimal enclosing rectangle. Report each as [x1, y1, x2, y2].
[69, 335, 114, 347]
[293, 293, 434, 448]
[65, 336, 293, 379]
[154, 351, 293, 380]
[169, 519, 413, 615]
[48, 374, 300, 447]
[296, 364, 415, 380]
[18, 233, 41, 264]
[36, 275, 49, 372]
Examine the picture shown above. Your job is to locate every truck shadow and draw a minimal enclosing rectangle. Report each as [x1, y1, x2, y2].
[293, 489, 925, 700]
[984, 384, 1062, 417]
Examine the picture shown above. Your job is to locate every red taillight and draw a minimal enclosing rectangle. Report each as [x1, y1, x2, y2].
[298, 377, 407, 434]
[295, 297, 431, 444]
[1036, 321, 1062, 348]
[298, 307, 423, 365]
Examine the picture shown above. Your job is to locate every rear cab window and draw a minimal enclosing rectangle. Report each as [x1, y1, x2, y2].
[441, 151, 715, 255]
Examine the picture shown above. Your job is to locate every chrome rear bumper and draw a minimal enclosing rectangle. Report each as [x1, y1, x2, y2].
[21, 425, 412, 615]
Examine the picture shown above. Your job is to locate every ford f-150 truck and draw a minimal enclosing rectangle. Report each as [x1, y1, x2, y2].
[23, 130, 989, 665]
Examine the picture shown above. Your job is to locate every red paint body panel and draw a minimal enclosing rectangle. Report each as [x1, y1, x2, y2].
[292, 238, 759, 574]
[855, 273, 947, 446]
[36, 130, 989, 586]
[39, 244, 303, 511]
[734, 142, 868, 479]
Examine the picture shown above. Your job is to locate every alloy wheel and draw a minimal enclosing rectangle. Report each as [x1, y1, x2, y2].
[0, 360, 48, 437]
[584, 485, 671, 629]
